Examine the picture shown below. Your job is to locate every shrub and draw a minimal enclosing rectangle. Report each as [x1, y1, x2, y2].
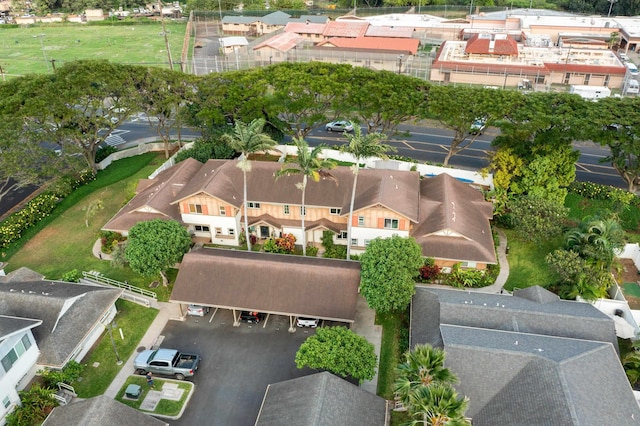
[95, 145, 118, 163]
[41, 361, 84, 388]
[419, 263, 441, 282]
[442, 264, 495, 288]
[306, 244, 319, 257]
[0, 193, 59, 249]
[264, 233, 296, 254]
[61, 269, 81, 283]
[99, 231, 126, 254]
[569, 181, 638, 205]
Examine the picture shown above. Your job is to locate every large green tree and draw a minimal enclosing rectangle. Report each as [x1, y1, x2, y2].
[276, 138, 336, 256]
[428, 86, 520, 165]
[344, 68, 430, 135]
[265, 62, 353, 137]
[125, 219, 192, 286]
[340, 126, 395, 259]
[221, 118, 277, 251]
[295, 326, 377, 383]
[359, 235, 424, 313]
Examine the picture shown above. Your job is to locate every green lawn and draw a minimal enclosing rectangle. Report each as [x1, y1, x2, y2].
[73, 300, 159, 397]
[502, 229, 562, 291]
[5, 153, 177, 301]
[0, 20, 187, 77]
[564, 192, 640, 232]
[376, 311, 408, 399]
[116, 376, 193, 416]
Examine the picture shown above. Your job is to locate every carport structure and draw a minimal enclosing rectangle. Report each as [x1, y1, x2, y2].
[170, 248, 362, 331]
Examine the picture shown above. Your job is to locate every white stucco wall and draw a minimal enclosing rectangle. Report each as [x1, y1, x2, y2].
[0, 331, 40, 425]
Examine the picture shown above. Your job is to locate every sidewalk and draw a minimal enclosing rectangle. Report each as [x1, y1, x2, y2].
[350, 295, 383, 395]
[104, 302, 183, 398]
[473, 228, 509, 294]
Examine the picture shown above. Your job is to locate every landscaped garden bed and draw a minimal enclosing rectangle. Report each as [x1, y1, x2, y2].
[116, 375, 194, 419]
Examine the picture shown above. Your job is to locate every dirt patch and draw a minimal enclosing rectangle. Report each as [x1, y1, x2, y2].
[620, 259, 640, 283]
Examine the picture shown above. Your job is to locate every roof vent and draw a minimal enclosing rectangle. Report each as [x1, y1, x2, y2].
[615, 309, 624, 317]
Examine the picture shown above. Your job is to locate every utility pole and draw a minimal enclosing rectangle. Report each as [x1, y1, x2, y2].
[158, 0, 174, 71]
[49, 59, 56, 71]
[0, 65, 5, 82]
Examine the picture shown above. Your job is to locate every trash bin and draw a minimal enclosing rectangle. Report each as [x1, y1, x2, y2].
[505, 246, 510, 255]
[125, 384, 142, 399]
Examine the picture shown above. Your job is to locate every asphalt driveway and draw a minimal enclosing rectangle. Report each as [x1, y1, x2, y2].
[160, 309, 317, 425]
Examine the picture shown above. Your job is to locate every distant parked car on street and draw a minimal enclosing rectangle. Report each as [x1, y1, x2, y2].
[296, 317, 320, 328]
[187, 304, 210, 317]
[325, 120, 354, 132]
[470, 118, 486, 135]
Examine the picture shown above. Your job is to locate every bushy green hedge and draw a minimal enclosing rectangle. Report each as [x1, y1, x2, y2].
[568, 181, 638, 205]
[0, 171, 95, 249]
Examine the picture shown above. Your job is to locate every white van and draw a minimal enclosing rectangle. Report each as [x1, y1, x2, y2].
[626, 62, 639, 77]
[627, 79, 640, 94]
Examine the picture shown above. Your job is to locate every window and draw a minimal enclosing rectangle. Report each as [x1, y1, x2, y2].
[247, 202, 261, 209]
[228, 229, 235, 236]
[219, 206, 226, 216]
[584, 74, 591, 85]
[283, 205, 290, 215]
[21, 335, 31, 351]
[330, 208, 341, 215]
[337, 231, 348, 239]
[215, 228, 222, 236]
[1, 350, 18, 373]
[2, 396, 9, 409]
[358, 216, 365, 226]
[189, 204, 202, 214]
[194, 225, 210, 232]
[351, 238, 358, 246]
[563, 73, 570, 85]
[384, 218, 399, 229]
[300, 206, 306, 216]
[364, 239, 371, 247]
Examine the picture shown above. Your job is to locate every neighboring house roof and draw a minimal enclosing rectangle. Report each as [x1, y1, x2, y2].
[220, 36, 249, 48]
[254, 31, 305, 52]
[43, 395, 168, 426]
[284, 22, 326, 35]
[172, 160, 421, 223]
[440, 325, 640, 426]
[0, 315, 42, 340]
[103, 158, 202, 233]
[365, 25, 415, 38]
[410, 286, 619, 353]
[293, 15, 328, 24]
[322, 21, 369, 38]
[258, 11, 291, 25]
[170, 248, 361, 322]
[255, 372, 386, 425]
[465, 33, 519, 56]
[0, 273, 122, 369]
[317, 37, 420, 55]
[411, 173, 496, 264]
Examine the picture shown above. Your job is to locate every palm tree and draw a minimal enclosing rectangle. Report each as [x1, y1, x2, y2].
[565, 214, 624, 269]
[276, 138, 336, 256]
[221, 118, 277, 251]
[395, 344, 458, 409]
[405, 384, 470, 426]
[340, 126, 395, 259]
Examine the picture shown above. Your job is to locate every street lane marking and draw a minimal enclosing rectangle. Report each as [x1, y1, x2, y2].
[400, 140, 415, 150]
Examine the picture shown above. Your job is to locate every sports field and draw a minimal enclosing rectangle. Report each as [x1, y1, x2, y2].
[0, 21, 188, 77]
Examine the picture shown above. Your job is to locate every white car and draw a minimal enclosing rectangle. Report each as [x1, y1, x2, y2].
[470, 118, 486, 135]
[325, 121, 354, 132]
[296, 317, 320, 328]
[187, 304, 210, 317]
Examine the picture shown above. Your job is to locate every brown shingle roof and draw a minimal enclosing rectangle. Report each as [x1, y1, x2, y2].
[412, 174, 496, 264]
[174, 161, 421, 222]
[170, 249, 361, 322]
[103, 158, 203, 233]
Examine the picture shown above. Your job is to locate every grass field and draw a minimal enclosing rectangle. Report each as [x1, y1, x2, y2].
[0, 20, 187, 77]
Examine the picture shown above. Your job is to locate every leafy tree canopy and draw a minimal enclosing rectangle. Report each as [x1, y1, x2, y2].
[125, 219, 192, 286]
[359, 235, 423, 313]
[295, 326, 377, 383]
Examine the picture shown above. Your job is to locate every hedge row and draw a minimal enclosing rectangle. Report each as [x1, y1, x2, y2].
[568, 181, 638, 205]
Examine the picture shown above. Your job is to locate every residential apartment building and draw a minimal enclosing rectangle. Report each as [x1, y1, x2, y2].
[103, 158, 497, 270]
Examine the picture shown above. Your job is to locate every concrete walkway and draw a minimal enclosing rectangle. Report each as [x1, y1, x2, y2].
[104, 302, 183, 398]
[350, 295, 383, 395]
[474, 228, 509, 294]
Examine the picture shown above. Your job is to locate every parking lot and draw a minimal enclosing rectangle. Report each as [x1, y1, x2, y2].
[159, 309, 318, 425]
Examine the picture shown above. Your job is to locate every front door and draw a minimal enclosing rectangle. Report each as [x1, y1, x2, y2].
[260, 226, 269, 238]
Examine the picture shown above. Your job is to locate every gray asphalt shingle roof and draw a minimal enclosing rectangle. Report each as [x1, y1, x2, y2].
[411, 286, 618, 352]
[441, 325, 640, 426]
[43, 395, 168, 426]
[0, 276, 122, 368]
[0, 315, 41, 339]
[255, 372, 386, 425]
